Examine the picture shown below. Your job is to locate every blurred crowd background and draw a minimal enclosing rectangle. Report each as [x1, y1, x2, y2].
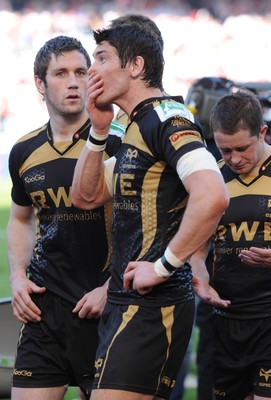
[1, 0, 271, 179]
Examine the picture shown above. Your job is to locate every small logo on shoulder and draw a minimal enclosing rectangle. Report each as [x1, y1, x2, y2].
[126, 148, 138, 162]
[155, 101, 195, 123]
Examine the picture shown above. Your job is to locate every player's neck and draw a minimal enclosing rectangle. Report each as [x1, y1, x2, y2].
[116, 86, 163, 118]
[242, 143, 271, 181]
[49, 112, 89, 142]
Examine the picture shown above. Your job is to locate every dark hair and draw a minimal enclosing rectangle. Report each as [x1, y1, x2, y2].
[34, 35, 91, 83]
[93, 24, 164, 89]
[210, 89, 264, 137]
[110, 14, 164, 51]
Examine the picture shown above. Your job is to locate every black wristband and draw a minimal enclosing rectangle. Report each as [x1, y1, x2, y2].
[161, 255, 178, 273]
[88, 134, 108, 147]
[86, 127, 109, 152]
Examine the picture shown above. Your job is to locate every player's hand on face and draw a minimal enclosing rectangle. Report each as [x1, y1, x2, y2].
[123, 261, 167, 295]
[10, 277, 45, 323]
[85, 72, 114, 133]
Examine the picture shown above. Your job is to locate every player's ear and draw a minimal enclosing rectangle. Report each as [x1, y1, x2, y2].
[130, 56, 144, 79]
[34, 75, 46, 98]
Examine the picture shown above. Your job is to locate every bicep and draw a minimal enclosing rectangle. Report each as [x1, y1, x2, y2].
[176, 147, 220, 183]
[182, 168, 229, 235]
[179, 149, 227, 202]
[183, 168, 226, 199]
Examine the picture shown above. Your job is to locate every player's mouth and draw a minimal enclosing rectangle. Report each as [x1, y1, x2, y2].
[66, 94, 80, 101]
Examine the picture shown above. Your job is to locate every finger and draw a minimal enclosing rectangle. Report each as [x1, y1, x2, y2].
[12, 297, 31, 318]
[214, 299, 231, 308]
[12, 304, 28, 324]
[73, 298, 85, 313]
[72, 304, 80, 313]
[124, 262, 137, 274]
[87, 75, 103, 91]
[76, 298, 93, 318]
[89, 73, 100, 82]
[78, 307, 88, 319]
[135, 286, 152, 295]
[15, 313, 28, 324]
[86, 310, 100, 319]
[20, 296, 42, 317]
[26, 284, 46, 311]
[78, 303, 100, 319]
[239, 254, 253, 261]
[123, 270, 135, 290]
[16, 292, 43, 321]
[248, 247, 264, 254]
[14, 304, 38, 323]
[23, 307, 42, 322]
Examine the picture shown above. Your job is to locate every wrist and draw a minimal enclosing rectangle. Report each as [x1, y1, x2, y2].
[10, 270, 27, 281]
[154, 247, 184, 278]
[86, 126, 109, 152]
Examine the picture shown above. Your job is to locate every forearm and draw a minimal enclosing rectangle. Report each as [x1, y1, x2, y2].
[164, 170, 228, 267]
[7, 216, 35, 284]
[169, 196, 221, 263]
[72, 72, 116, 210]
[72, 141, 113, 210]
[190, 241, 211, 282]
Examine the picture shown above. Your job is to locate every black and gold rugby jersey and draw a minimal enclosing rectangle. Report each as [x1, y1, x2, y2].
[107, 97, 206, 306]
[213, 157, 271, 319]
[9, 119, 124, 304]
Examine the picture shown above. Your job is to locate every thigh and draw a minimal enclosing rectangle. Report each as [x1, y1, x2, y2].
[93, 300, 195, 400]
[196, 302, 214, 400]
[252, 318, 271, 398]
[90, 388, 158, 400]
[13, 290, 100, 398]
[67, 311, 100, 398]
[13, 292, 72, 388]
[11, 386, 67, 400]
[213, 317, 255, 400]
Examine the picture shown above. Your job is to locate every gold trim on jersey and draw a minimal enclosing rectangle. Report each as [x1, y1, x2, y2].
[123, 122, 155, 157]
[19, 142, 53, 177]
[15, 126, 46, 144]
[227, 175, 271, 198]
[137, 161, 166, 260]
[19, 139, 86, 177]
[53, 141, 73, 152]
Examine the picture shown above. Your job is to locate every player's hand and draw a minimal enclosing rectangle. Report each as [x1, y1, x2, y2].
[10, 277, 46, 323]
[239, 247, 271, 266]
[73, 285, 108, 319]
[192, 275, 231, 308]
[123, 261, 167, 295]
[85, 72, 114, 134]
